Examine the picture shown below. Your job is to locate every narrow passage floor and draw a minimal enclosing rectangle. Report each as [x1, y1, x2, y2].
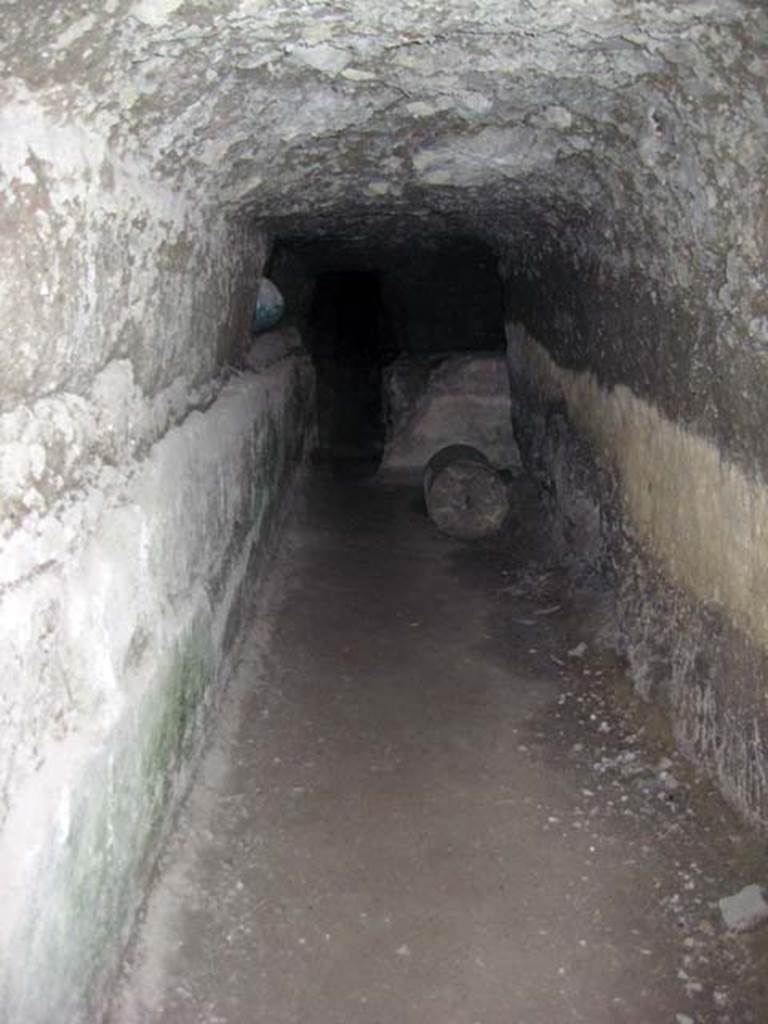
[110, 473, 768, 1024]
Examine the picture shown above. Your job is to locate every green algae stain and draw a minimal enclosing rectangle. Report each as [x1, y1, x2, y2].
[18, 623, 219, 1023]
[9, 365, 317, 1023]
[140, 624, 215, 843]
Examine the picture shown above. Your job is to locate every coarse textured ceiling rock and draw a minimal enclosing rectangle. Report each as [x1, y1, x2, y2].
[1, 0, 767, 420]
[2, 0, 766, 254]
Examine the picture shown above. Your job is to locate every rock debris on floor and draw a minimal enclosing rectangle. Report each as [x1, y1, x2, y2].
[109, 473, 768, 1024]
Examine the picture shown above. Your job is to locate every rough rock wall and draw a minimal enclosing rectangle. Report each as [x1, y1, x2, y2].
[6, 1, 763, 251]
[0, 85, 260, 413]
[503, 225, 768, 831]
[0, 88, 316, 1023]
[1, 356, 314, 1024]
[493, 2, 768, 832]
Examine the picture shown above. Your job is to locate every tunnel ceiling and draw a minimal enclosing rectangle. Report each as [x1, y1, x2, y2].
[2, 0, 765, 253]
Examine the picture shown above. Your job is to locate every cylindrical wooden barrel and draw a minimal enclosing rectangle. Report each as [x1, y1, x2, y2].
[423, 445, 509, 539]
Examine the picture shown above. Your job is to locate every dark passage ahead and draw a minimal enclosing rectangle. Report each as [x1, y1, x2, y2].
[308, 270, 390, 475]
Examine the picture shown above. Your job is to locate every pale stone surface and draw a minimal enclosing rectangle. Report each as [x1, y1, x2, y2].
[0, 355, 315, 1023]
[0, 37, 281, 1019]
[383, 354, 520, 471]
[719, 885, 768, 933]
[245, 326, 304, 371]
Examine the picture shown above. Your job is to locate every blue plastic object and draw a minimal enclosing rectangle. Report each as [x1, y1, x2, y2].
[250, 277, 285, 336]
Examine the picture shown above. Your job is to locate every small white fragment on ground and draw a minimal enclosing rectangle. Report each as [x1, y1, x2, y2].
[568, 641, 588, 658]
[675, 1015, 694, 1024]
[534, 604, 561, 616]
[341, 66, 377, 81]
[396, 944, 411, 956]
[719, 884, 768, 932]
[658, 770, 680, 791]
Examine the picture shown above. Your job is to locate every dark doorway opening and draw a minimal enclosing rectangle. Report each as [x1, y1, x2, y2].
[307, 270, 390, 477]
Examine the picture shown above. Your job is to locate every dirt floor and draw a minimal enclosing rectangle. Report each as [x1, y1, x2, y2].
[108, 471, 768, 1024]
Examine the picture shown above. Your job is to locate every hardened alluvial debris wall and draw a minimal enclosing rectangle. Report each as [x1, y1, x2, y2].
[501, 153, 768, 827]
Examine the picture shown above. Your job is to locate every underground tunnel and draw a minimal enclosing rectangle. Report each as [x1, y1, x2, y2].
[1, 1, 768, 1021]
